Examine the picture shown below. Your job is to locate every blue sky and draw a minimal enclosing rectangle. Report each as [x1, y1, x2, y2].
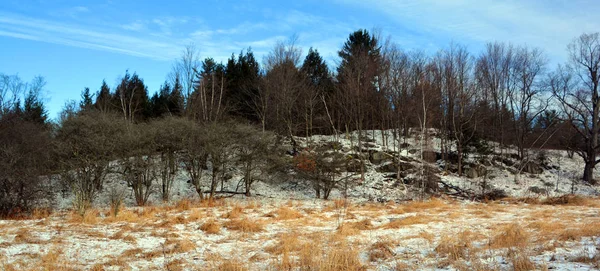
[1, 0, 599, 120]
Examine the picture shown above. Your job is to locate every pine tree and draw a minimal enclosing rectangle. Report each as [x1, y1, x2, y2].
[301, 47, 334, 135]
[22, 89, 47, 125]
[80, 87, 94, 111]
[95, 80, 112, 113]
[224, 48, 261, 121]
[302, 47, 333, 93]
[150, 82, 170, 118]
[170, 76, 184, 116]
[114, 71, 151, 122]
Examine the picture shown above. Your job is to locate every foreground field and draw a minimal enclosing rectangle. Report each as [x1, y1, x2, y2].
[1, 197, 600, 271]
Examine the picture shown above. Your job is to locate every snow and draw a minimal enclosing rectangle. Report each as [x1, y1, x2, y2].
[2, 198, 600, 270]
[2, 129, 600, 270]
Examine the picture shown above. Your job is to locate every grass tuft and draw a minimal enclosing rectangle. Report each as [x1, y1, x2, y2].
[489, 223, 529, 249]
[224, 218, 264, 233]
[200, 219, 221, 234]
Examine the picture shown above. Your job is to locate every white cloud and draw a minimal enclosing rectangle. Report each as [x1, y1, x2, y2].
[0, 13, 180, 61]
[336, 0, 600, 63]
[0, 8, 352, 67]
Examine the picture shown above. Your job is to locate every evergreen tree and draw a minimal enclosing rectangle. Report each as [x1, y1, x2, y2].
[170, 76, 184, 116]
[95, 80, 112, 113]
[301, 47, 333, 92]
[22, 89, 47, 125]
[114, 71, 151, 122]
[300, 47, 334, 135]
[337, 29, 382, 75]
[80, 87, 94, 111]
[336, 29, 385, 131]
[150, 82, 170, 118]
[224, 48, 261, 121]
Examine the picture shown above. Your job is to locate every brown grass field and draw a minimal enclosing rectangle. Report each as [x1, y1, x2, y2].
[1, 196, 600, 270]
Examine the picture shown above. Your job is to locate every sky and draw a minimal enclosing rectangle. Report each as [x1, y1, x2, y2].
[1, 0, 599, 120]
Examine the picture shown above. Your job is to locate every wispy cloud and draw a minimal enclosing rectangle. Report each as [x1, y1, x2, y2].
[0, 8, 352, 66]
[0, 12, 181, 60]
[336, 0, 600, 62]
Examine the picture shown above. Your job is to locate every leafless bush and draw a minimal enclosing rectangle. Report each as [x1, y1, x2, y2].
[108, 186, 125, 217]
[56, 111, 126, 213]
[0, 113, 54, 217]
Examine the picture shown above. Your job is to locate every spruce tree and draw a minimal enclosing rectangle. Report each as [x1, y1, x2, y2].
[80, 87, 94, 111]
[95, 80, 112, 113]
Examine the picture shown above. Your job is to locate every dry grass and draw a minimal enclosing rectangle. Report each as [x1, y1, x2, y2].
[171, 199, 194, 211]
[69, 209, 99, 224]
[4, 197, 600, 270]
[334, 217, 374, 237]
[120, 248, 144, 258]
[265, 232, 304, 255]
[215, 259, 249, 271]
[199, 197, 226, 208]
[346, 218, 374, 230]
[188, 208, 204, 221]
[435, 234, 471, 261]
[507, 249, 536, 271]
[13, 228, 40, 244]
[103, 209, 142, 223]
[103, 257, 128, 269]
[503, 195, 600, 208]
[224, 218, 264, 233]
[167, 238, 196, 254]
[165, 258, 186, 271]
[109, 229, 136, 242]
[368, 240, 396, 262]
[402, 198, 448, 212]
[295, 240, 365, 271]
[271, 206, 304, 220]
[223, 204, 244, 219]
[32, 208, 52, 220]
[335, 223, 361, 236]
[541, 195, 599, 207]
[557, 223, 600, 241]
[266, 232, 365, 271]
[318, 243, 365, 271]
[527, 220, 565, 242]
[200, 219, 221, 234]
[383, 215, 437, 228]
[489, 223, 529, 249]
[40, 247, 73, 271]
[323, 198, 351, 212]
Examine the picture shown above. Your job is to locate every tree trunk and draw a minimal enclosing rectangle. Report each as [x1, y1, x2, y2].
[583, 159, 595, 184]
[457, 142, 463, 176]
[210, 171, 217, 199]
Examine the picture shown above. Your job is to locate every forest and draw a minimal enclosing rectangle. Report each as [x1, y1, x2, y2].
[1, 29, 599, 217]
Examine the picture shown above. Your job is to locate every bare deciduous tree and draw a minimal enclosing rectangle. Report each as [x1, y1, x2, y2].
[438, 44, 479, 175]
[509, 46, 548, 160]
[57, 111, 126, 214]
[170, 44, 201, 112]
[551, 32, 600, 183]
[119, 122, 156, 206]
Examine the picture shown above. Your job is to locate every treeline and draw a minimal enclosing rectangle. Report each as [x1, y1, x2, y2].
[1, 30, 599, 216]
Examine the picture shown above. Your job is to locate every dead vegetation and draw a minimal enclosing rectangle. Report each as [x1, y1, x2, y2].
[1, 198, 600, 270]
[200, 219, 221, 234]
[224, 218, 265, 233]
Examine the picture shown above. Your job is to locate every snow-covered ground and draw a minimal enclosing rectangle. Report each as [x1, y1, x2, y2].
[3, 129, 600, 270]
[46, 129, 599, 211]
[1, 198, 600, 270]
